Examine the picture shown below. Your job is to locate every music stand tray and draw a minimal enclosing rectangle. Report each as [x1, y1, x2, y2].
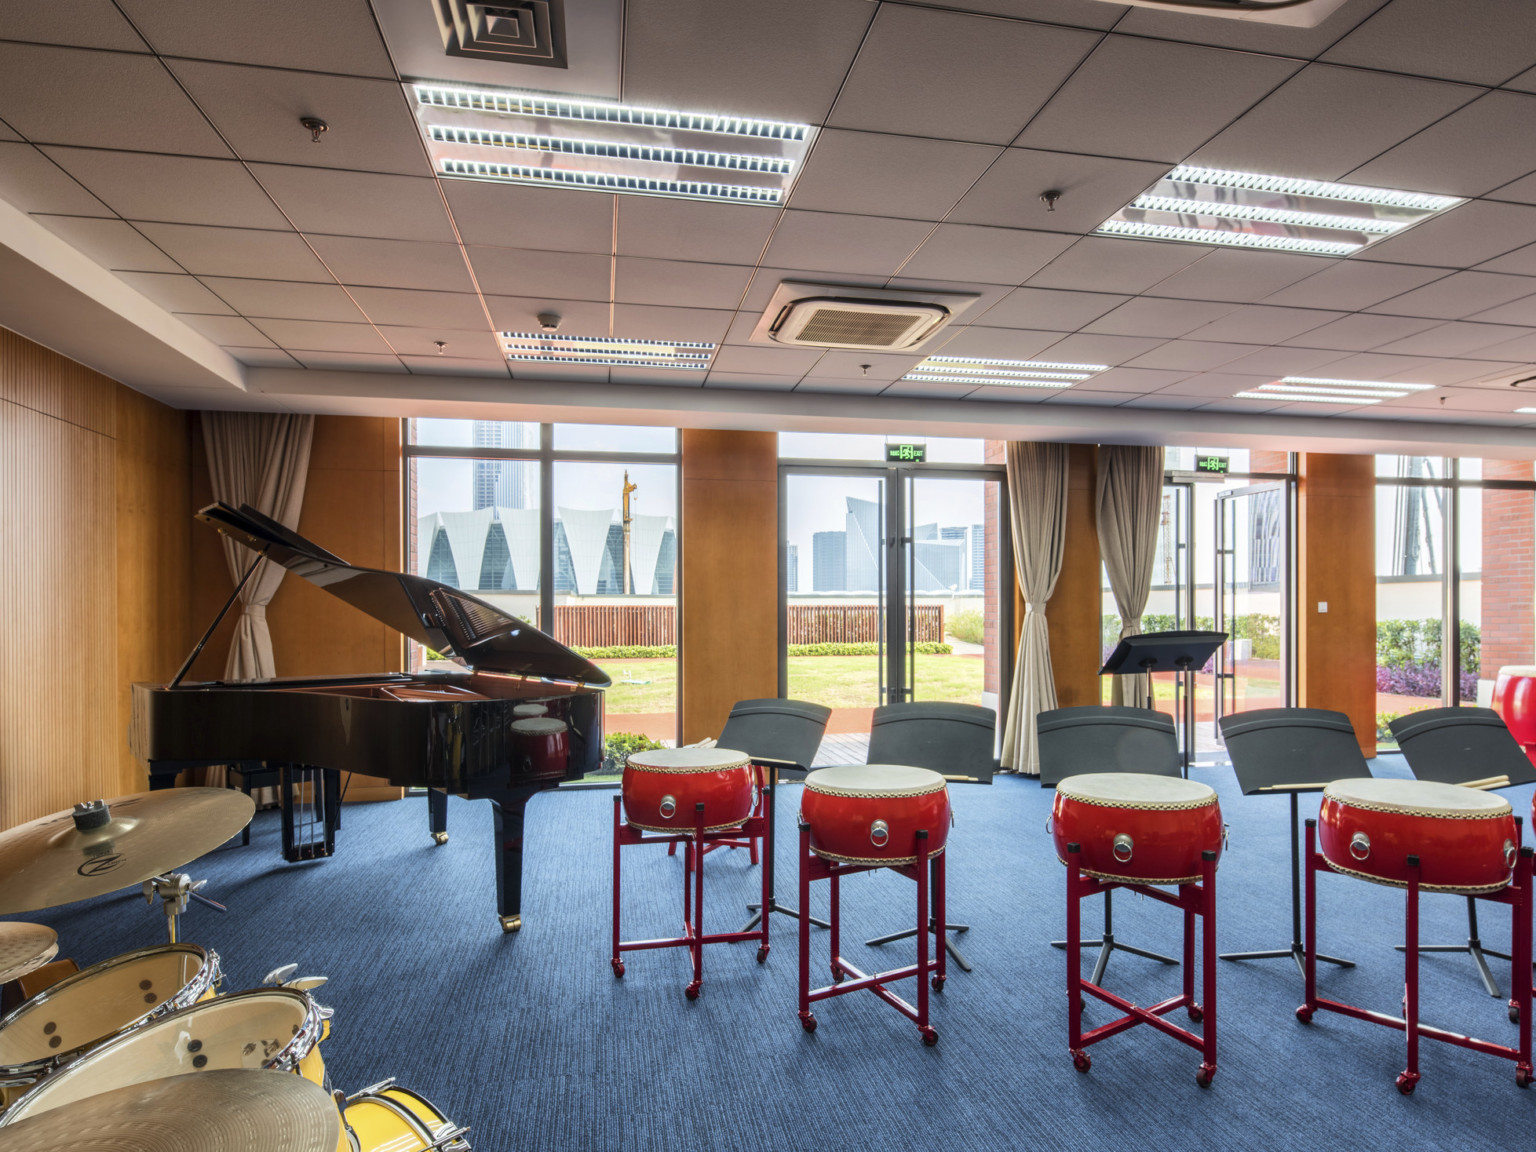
[1101, 630, 1225, 712]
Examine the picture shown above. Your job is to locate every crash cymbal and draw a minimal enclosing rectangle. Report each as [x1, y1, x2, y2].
[0, 922, 58, 984]
[0, 790, 254, 915]
[0, 1069, 339, 1152]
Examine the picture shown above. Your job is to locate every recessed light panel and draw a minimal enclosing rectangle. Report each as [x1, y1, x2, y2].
[502, 332, 715, 369]
[903, 355, 1107, 389]
[1097, 165, 1462, 256]
[1515, 408, 1536, 415]
[1234, 375, 1434, 406]
[415, 83, 815, 204]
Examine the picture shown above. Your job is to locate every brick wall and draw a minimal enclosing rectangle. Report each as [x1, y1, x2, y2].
[1481, 459, 1535, 676]
[984, 439, 1005, 696]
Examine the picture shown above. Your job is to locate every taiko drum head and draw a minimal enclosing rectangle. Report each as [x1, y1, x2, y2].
[800, 764, 951, 866]
[1052, 772, 1222, 885]
[622, 747, 755, 833]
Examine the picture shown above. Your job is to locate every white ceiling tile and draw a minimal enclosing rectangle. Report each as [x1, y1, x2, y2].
[1370, 321, 1532, 357]
[510, 363, 609, 384]
[137, 222, 327, 280]
[375, 327, 503, 359]
[709, 346, 823, 375]
[254, 318, 392, 354]
[703, 373, 802, 392]
[253, 165, 454, 242]
[1026, 236, 1212, 294]
[224, 346, 300, 368]
[173, 313, 275, 347]
[198, 277, 368, 323]
[1455, 331, 1536, 363]
[1035, 332, 1169, 364]
[1188, 65, 1478, 182]
[946, 149, 1167, 234]
[1304, 351, 1451, 380]
[793, 378, 891, 396]
[735, 267, 898, 316]
[897, 225, 1075, 286]
[803, 350, 924, 382]
[1346, 91, 1536, 198]
[1381, 358, 1524, 385]
[42, 148, 288, 229]
[115, 271, 234, 315]
[610, 304, 733, 343]
[307, 236, 473, 292]
[1145, 250, 1327, 304]
[615, 196, 778, 264]
[956, 383, 1062, 404]
[1083, 298, 1240, 339]
[1150, 372, 1267, 398]
[292, 352, 407, 372]
[115, 0, 396, 78]
[1016, 36, 1301, 163]
[762, 212, 933, 277]
[827, 6, 1098, 144]
[883, 277, 1011, 315]
[1192, 395, 1288, 413]
[882, 380, 984, 400]
[1357, 200, 1536, 267]
[928, 327, 1070, 359]
[1363, 270, 1536, 319]
[1322, 0, 1536, 86]
[1041, 390, 1140, 407]
[167, 62, 429, 177]
[608, 367, 706, 387]
[621, 0, 873, 124]
[0, 0, 151, 52]
[788, 130, 1000, 221]
[1214, 346, 1349, 376]
[1464, 293, 1536, 325]
[923, 0, 1123, 30]
[1075, 367, 1190, 392]
[33, 216, 182, 272]
[0, 44, 230, 156]
[485, 295, 610, 335]
[0, 142, 111, 215]
[614, 258, 754, 310]
[0, 121, 19, 142]
[1184, 305, 1343, 344]
[1124, 341, 1262, 371]
[1112, 0, 1387, 55]
[972, 287, 1129, 331]
[399, 357, 509, 378]
[1262, 260, 1449, 310]
[466, 247, 610, 301]
[1476, 242, 1536, 277]
[345, 287, 485, 329]
[1281, 313, 1441, 351]
[1486, 171, 1536, 205]
[443, 180, 613, 254]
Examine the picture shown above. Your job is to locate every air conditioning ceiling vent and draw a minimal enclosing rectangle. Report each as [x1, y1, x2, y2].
[751, 282, 980, 351]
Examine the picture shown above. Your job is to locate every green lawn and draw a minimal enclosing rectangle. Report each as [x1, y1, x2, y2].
[789, 653, 985, 710]
[597, 658, 676, 715]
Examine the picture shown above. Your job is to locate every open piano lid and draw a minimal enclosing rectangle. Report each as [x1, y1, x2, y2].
[197, 502, 610, 688]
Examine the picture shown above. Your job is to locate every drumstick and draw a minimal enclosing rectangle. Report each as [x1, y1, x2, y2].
[1457, 775, 1510, 790]
[943, 775, 978, 783]
[1255, 783, 1329, 793]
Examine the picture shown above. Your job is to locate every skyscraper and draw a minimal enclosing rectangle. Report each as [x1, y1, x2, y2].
[471, 421, 538, 510]
[970, 523, 985, 591]
[787, 544, 799, 593]
[939, 525, 969, 588]
[844, 497, 881, 592]
[812, 531, 846, 592]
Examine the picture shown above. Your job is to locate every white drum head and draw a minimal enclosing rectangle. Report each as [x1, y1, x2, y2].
[1324, 776, 1511, 818]
[511, 718, 568, 735]
[626, 747, 749, 773]
[1056, 773, 1217, 809]
[512, 703, 549, 717]
[1497, 665, 1536, 677]
[804, 764, 946, 797]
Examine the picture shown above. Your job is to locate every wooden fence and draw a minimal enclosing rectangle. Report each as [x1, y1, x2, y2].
[555, 604, 675, 648]
[788, 604, 944, 645]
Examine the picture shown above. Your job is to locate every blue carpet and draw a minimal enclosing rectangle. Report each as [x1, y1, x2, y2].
[8, 755, 1536, 1151]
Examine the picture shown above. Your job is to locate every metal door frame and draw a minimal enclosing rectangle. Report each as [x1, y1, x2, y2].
[1213, 480, 1292, 734]
[1161, 480, 1197, 764]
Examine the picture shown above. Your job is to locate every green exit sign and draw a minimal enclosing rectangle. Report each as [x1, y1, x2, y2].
[1195, 454, 1230, 476]
[887, 443, 926, 463]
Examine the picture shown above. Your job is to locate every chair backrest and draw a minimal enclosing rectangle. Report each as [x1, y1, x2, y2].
[1035, 706, 1179, 787]
[865, 702, 996, 783]
[1389, 707, 1536, 786]
[716, 698, 832, 779]
[1218, 708, 1369, 795]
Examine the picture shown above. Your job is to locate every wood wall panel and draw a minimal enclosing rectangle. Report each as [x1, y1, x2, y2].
[1045, 444, 1101, 708]
[1298, 453, 1376, 757]
[679, 430, 777, 745]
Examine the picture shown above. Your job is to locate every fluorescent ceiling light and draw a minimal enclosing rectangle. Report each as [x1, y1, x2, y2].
[1256, 384, 1403, 399]
[1280, 375, 1433, 391]
[501, 332, 716, 370]
[903, 374, 1075, 387]
[907, 366, 1091, 381]
[1516, 408, 1536, 414]
[414, 83, 814, 205]
[922, 355, 1108, 372]
[904, 354, 1105, 390]
[1234, 391, 1377, 405]
[1097, 166, 1462, 256]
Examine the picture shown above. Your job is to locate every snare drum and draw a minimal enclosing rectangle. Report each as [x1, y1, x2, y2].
[800, 765, 950, 866]
[622, 747, 755, 833]
[1052, 773, 1223, 885]
[0, 943, 219, 1103]
[342, 1082, 469, 1152]
[513, 716, 570, 781]
[1319, 777, 1517, 894]
[0, 987, 327, 1127]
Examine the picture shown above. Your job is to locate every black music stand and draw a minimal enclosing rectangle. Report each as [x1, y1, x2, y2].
[1101, 632, 1225, 770]
[1217, 708, 1365, 975]
[1037, 706, 1183, 985]
[1390, 707, 1536, 1001]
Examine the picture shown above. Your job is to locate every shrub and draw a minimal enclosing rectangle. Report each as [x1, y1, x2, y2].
[1376, 619, 1479, 678]
[787, 642, 952, 657]
[947, 609, 985, 646]
[1376, 711, 1400, 742]
[1376, 663, 1477, 702]
[602, 732, 665, 773]
[576, 645, 676, 659]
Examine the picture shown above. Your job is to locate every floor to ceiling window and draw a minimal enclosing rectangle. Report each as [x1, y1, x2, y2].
[405, 420, 680, 748]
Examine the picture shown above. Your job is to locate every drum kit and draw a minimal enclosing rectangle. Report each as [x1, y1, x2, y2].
[0, 788, 471, 1149]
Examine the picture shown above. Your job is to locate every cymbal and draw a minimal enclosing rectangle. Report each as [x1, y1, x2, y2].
[0, 790, 254, 915]
[0, 922, 58, 983]
[0, 1069, 339, 1152]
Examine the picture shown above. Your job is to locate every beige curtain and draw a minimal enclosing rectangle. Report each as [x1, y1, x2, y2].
[1097, 444, 1163, 707]
[201, 412, 315, 680]
[1000, 443, 1069, 775]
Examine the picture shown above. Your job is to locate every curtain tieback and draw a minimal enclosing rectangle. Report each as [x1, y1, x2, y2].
[239, 603, 267, 620]
[1024, 601, 1048, 616]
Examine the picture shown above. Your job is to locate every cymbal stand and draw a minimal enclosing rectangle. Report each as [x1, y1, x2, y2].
[143, 873, 227, 943]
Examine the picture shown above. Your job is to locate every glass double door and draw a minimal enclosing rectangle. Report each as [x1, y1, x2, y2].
[781, 467, 1008, 734]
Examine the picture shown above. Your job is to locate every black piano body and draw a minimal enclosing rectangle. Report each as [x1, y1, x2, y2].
[131, 502, 609, 932]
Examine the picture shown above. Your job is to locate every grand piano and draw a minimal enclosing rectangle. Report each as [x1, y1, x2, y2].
[131, 502, 608, 932]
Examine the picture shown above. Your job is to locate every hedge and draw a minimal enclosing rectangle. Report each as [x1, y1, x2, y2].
[788, 642, 952, 657]
[947, 609, 985, 646]
[576, 645, 676, 659]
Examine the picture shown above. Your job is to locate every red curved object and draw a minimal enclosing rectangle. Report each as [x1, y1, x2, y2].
[800, 765, 950, 865]
[1493, 667, 1536, 759]
[1051, 773, 1222, 884]
[621, 748, 753, 833]
[512, 717, 570, 781]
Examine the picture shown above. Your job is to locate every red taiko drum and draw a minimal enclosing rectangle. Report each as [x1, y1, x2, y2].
[799, 765, 950, 866]
[512, 717, 569, 781]
[622, 748, 754, 833]
[1319, 778, 1517, 894]
[1492, 665, 1536, 755]
[1052, 773, 1223, 885]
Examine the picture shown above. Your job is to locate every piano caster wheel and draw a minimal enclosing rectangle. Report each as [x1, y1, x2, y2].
[432, 832, 449, 845]
[920, 1026, 938, 1047]
[499, 915, 522, 933]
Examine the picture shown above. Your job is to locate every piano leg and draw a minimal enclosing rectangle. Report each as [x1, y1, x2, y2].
[491, 784, 544, 933]
[428, 788, 449, 845]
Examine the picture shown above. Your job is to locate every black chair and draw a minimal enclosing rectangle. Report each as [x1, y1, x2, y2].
[1390, 707, 1536, 999]
[712, 699, 833, 933]
[1036, 706, 1181, 984]
[1217, 708, 1369, 975]
[861, 702, 997, 972]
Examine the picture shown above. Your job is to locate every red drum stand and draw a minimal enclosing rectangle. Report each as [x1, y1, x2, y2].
[1298, 819, 1534, 1094]
[1065, 844, 1218, 1087]
[796, 823, 945, 1045]
[610, 794, 770, 999]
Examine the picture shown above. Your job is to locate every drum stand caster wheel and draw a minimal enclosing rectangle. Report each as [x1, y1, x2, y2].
[1517, 1066, 1533, 1089]
[1295, 1005, 1315, 1024]
[931, 975, 945, 993]
[610, 960, 625, 978]
[432, 832, 449, 845]
[1187, 1004, 1203, 1023]
[1071, 1050, 1091, 1073]
[920, 1027, 938, 1047]
[799, 1013, 817, 1034]
[1196, 1064, 1216, 1089]
[685, 982, 701, 1001]
[831, 967, 844, 984]
[1395, 1072, 1419, 1096]
[1510, 1001, 1521, 1025]
[756, 946, 770, 964]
